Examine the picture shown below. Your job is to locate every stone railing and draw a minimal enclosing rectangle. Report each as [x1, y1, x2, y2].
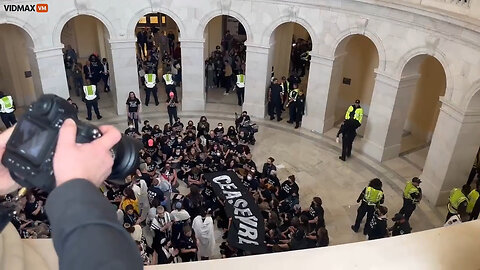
[12, 220, 480, 270]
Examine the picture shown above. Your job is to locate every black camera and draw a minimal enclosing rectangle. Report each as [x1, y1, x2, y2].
[1, 94, 141, 191]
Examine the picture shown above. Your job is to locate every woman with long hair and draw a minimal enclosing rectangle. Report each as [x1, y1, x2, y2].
[126, 91, 142, 133]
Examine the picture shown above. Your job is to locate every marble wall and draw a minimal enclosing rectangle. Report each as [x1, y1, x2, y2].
[1, 0, 480, 205]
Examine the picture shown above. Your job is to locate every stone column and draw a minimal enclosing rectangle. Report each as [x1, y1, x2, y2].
[420, 101, 480, 206]
[302, 54, 335, 133]
[180, 39, 205, 112]
[361, 71, 403, 162]
[109, 39, 139, 115]
[34, 47, 69, 99]
[243, 44, 270, 118]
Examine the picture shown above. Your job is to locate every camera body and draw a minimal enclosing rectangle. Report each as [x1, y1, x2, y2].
[1, 94, 140, 191]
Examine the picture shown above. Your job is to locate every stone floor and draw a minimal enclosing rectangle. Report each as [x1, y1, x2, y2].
[5, 86, 448, 251]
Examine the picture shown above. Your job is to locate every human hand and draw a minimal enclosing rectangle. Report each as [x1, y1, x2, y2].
[53, 119, 121, 188]
[0, 127, 20, 195]
[336, 137, 340, 144]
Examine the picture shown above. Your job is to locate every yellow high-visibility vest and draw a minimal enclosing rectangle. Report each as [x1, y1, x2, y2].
[448, 188, 468, 214]
[83, 85, 97, 101]
[145, 74, 157, 88]
[163, 74, 174, 85]
[0, 96, 14, 113]
[236, 74, 245, 88]
[403, 181, 420, 203]
[467, 190, 479, 214]
[345, 105, 363, 124]
[363, 186, 383, 206]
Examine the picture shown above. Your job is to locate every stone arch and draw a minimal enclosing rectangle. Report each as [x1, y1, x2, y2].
[395, 47, 453, 101]
[262, 16, 318, 51]
[331, 28, 386, 71]
[464, 80, 480, 111]
[53, 9, 116, 46]
[197, 9, 253, 42]
[1, 18, 37, 48]
[126, 6, 186, 39]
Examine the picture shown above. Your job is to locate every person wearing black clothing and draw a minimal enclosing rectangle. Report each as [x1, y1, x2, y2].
[336, 118, 360, 161]
[157, 238, 178, 264]
[262, 157, 277, 178]
[101, 58, 110, 92]
[268, 78, 284, 121]
[277, 175, 299, 202]
[88, 54, 102, 90]
[124, 123, 138, 137]
[166, 92, 179, 125]
[178, 226, 197, 262]
[306, 197, 325, 230]
[367, 206, 389, 240]
[144, 69, 160, 106]
[197, 116, 210, 137]
[294, 90, 306, 129]
[288, 74, 301, 91]
[351, 178, 385, 235]
[126, 92, 142, 132]
[83, 61, 93, 82]
[67, 98, 79, 114]
[389, 213, 412, 236]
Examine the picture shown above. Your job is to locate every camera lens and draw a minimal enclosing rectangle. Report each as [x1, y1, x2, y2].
[107, 135, 142, 185]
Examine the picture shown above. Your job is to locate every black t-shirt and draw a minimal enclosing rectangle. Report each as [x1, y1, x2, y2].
[142, 125, 153, 134]
[152, 129, 162, 139]
[126, 98, 141, 113]
[140, 173, 152, 187]
[147, 186, 164, 203]
[179, 234, 197, 250]
[124, 128, 137, 137]
[146, 162, 157, 173]
[308, 203, 325, 228]
[266, 175, 280, 188]
[279, 180, 299, 200]
[106, 188, 123, 207]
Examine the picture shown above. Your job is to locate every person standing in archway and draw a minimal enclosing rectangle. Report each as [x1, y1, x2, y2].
[295, 90, 306, 129]
[336, 118, 360, 161]
[163, 68, 177, 101]
[268, 78, 283, 121]
[0, 91, 17, 128]
[466, 147, 479, 186]
[286, 85, 299, 124]
[144, 68, 160, 106]
[82, 79, 102, 121]
[101, 58, 110, 92]
[345, 99, 363, 126]
[235, 70, 245, 106]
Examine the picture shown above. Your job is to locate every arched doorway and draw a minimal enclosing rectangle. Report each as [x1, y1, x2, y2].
[268, 22, 312, 109]
[60, 15, 115, 117]
[396, 55, 446, 169]
[0, 24, 42, 128]
[324, 35, 379, 136]
[134, 13, 181, 106]
[204, 15, 247, 106]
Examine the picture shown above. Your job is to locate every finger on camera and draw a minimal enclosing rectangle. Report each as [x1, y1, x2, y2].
[94, 125, 121, 149]
[0, 127, 15, 147]
[57, 119, 77, 147]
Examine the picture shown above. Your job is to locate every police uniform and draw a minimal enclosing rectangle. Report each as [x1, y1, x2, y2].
[345, 103, 363, 125]
[82, 85, 102, 120]
[144, 73, 160, 106]
[446, 187, 469, 222]
[398, 178, 422, 221]
[236, 74, 245, 106]
[163, 72, 177, 100]
[287, 89, 299, 124]
[295, 92, 306, 128]
[268, 82, 283, 121]
[0, 95, 17, 128]
[337, 118, 360, 161]
[352, 186, 384, 234]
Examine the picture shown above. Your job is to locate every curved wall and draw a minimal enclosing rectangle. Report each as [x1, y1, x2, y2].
[1, 0, 480, 205]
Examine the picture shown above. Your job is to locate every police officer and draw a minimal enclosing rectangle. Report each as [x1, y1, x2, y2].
[389, 213, 412, 236]
[345, 99, 363, 126]
[144, 69, 160, 106]
[82, 79, 102, 120]
[294, 90, 306, 129]
[351, 178, 384, 235]
[268, 78, 283, 121]
[446, 184, 470, 222]
[286, 85, 299, 124]
[467, 180, 480, 220]
[336, 118, 360, 161]
[163, 68, 177, 100]
[399, 177, 422, 221]
[0, 91, 17, 128]
[236, 70, 245, 106]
